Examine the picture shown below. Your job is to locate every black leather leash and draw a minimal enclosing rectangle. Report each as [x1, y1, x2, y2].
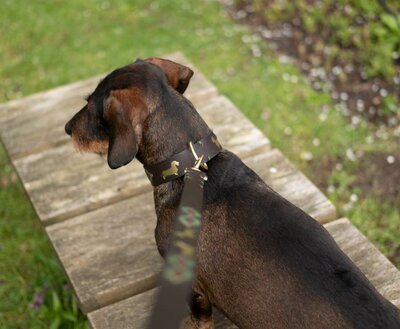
[145, 132, 222, 329]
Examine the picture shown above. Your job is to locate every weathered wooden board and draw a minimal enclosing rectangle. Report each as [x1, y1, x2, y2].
[87, 288, 238, 329]
[88, 289, 156, 329]
[247, 149, 336, 224]
[200, 96, 270, 158]
[88, 218, 400, 329]
[0, 53, 217, 160]
[47, 192, 160, 314]
[46, 147, 335, 314]
[14, 96, 270, 224]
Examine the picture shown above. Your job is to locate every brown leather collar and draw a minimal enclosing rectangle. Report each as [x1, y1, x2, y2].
[143, 131, 222, 186]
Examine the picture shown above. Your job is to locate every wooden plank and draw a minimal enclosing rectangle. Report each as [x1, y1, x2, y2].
[88, 218, 400, 329]
[46, 147, 334, 314]
[14, 96, 270, 225]
[200, 96, 271, 158]
[88, 289, 156, 329]
[87, 288, 238, 329]
[0, 52, 218, 160]
[47, 193, 160, 314]
[247, 149, 336, 224]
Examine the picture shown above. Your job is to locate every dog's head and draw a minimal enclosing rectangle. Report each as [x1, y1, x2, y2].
[65, 58, 194, 169]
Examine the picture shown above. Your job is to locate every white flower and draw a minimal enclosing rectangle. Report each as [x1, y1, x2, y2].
[350, 194, 358, 203]
[346, 148, 357, 161]
[379, 89, 388, 97]
[312, 138, 320, 146]
[387, 155, 395, 164]
[300, 151, 313, 161]
[327, 185, 336, 193]
[284, 127, 292, 135]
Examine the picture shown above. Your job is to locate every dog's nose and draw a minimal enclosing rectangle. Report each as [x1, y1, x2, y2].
[65, 121, 72, 135]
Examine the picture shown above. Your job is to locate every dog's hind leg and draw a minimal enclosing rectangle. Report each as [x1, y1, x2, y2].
[181, 288, 214, 329]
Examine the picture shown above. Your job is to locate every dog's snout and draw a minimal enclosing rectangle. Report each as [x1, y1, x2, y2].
[65, 121, 72, 135]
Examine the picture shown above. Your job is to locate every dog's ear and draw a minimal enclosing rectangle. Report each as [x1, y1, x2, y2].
[103, 90, 145, 169]
[145, 57, 194, 94]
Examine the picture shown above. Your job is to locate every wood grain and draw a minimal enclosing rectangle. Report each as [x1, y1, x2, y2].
[46, 147, 335, 314]
[199, 96, 271, 158]
[46, 193, 160, 314]
[87, 288, 238, 329]
[0, 53, 217, 160]
[88, 289, 157, 329]
[14, 96, 270, 224]
[87, 218, 400, 329]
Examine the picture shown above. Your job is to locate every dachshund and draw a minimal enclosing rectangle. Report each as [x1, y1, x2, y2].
[65, 57, 400, 328]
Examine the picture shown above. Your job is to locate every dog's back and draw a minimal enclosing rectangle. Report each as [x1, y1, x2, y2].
[198, 150, 400, 329]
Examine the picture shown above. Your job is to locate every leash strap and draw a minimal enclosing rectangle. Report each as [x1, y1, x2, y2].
[146, 166, 208, 329]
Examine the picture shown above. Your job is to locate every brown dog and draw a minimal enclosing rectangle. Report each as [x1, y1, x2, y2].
[65, 58, 400, 328]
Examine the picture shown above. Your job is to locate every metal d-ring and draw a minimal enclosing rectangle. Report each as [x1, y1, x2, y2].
[189, 141, 208, 170]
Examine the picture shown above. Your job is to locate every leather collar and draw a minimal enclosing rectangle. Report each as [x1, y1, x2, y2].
[143, 131, 222, 186]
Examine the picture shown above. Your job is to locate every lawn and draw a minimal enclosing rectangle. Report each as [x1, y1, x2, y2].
[0, 0, 398, 328]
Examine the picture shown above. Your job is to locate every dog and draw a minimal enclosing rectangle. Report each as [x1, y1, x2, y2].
[65, 57, 400, 328]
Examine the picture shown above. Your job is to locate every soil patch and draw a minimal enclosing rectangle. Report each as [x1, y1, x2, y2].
[355, 152, 399, 202]
[222, 0, 400, 206]
[307, 152, 399, 203]
[224, 0, 400, 126]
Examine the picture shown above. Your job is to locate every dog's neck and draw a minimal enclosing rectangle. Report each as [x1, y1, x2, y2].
[137, 92, 210, 167]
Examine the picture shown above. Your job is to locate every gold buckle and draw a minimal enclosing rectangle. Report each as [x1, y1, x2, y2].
[189, 141, 208, 170]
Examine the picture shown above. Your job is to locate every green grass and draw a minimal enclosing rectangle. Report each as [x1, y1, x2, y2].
[0, 146, 87, 328]
[0, 0, 398, 327]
